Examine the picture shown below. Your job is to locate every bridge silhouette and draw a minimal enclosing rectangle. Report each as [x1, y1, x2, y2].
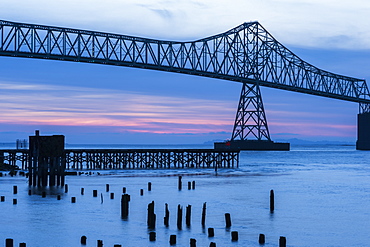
[1, 20, 369, 150]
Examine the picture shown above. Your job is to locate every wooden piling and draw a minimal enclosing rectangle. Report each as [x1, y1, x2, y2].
[259, 234, 265, 244]
[225, 213, 232, 227]
[188, 181, 191, 190]
[64, 184, 68, 193]
[57, 195, 61, 200]
[19, 243, 26, 247]
[81, 188, 84, 195]
[106, 184, 109, 192]
[147, 201, 156, 229]
[192, 181, 195, 189]
[148, 182, 152, 191]
[186, 204, 192, 227]
[97, 240, 103, 247]
[231, 231, 238, 241]
[208, 228, 215, 237]
[178, 176, 182, 190]
[149, 232, 156, 241]
[113, 245, 121, 247]
[13, 185, 17, 194]
[42, 191, 46, 198]
[164, 203, 170, 227]
[270, 190, 274, 212]
[110, 192, 114, 199]
[28, 190, 32, 196]
[93, 190, 98, 197]
[80, 236, 87, 245]
[1, 196, 5, 202]
[169, 235, 176, 245]
[177, 204, 183, 230]
[71, 197, 76, 203]
[13, 198, 17, 205]
[121, 194, 130, 218]
[122, 187, 126, 193]
[279, 236, 286, 247]
[190, 238, 196, 247]
[140, 189, 144, 196]
[209, 242, 216, 247]
[201, 202, 206, 227]
[5, 238, 13, 247]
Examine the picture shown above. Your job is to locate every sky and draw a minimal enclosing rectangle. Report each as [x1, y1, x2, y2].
[0, 0, 370, 144]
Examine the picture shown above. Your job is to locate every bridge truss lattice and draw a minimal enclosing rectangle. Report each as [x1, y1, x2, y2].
[1, 20, 369, 141]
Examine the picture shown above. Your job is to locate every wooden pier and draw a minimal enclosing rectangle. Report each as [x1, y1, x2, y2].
[0, 149, 239, 171]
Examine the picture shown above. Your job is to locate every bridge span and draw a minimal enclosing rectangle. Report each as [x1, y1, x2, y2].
[1, 20, 369, 149]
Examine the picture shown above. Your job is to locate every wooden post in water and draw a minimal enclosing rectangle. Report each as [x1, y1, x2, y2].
[1, 196, 4, 202]
[178, 176, 182, 190]
[270, 190, 275, 212]
[81, 188, 84, 195]
[93, 190, 98, 197]
[147, 201, 156, 229]
[5, 238, 13, 247]
[192, 181, 195, 189]
[279, 236, 286, 247]
[186, 204, 192, 227]
[231, 231, 238, 241]
[259, 234, 266, 244]
[97, 240, 103, 247]
[19, 243, 26, 247]
[80, 236, 87, 245]
[188, 181, 191, 190]
[13, 185, 17, 194]
[121, 194, 130, 218]
[177, 204, 183, 230]
[106, 184, 109, 192]
[190, 238, 196, 247]
[164, 203, 170, 227]
[208, 228, 215, 237]
[148, 182, 152, 191]
[209, 242, 216, 247]
[149, 232, 156, 241]
[169, 235, 176, 245]
[201, 202, 206, 227]
[225, 213, 232, 228]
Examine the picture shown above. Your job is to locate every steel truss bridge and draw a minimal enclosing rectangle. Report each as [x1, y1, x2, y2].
[1, 20, 369, 146]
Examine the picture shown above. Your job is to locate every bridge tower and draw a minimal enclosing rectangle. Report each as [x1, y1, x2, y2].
[215, 83, 290, 151]
[357, 103, 370, 150]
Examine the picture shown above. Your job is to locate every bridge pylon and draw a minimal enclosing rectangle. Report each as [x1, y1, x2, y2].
[357, 103, 370, 150]
[215, 83, 290, 151]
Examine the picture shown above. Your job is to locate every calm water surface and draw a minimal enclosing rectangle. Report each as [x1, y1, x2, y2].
[0, 144, 369, 246]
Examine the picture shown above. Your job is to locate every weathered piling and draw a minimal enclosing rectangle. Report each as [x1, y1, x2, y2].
[122, 187, 126, 193]
[57, 195, 61, 200]
[259, 234, 266, 244]
[97, 240, 103, 247]
[5, 238, 13, 247]
[64, 184, 68, 193]
[148, 182, 152, 191]
[110, 193, 114, 199]
[186, 204, 192, 227]
[106, 184, 109, 192]
[169, 235, 176, 245]
[147, 201, 156, 229]
[208, 228, 215, 237]
[190, 238, 196, 247]
[13, 198, 17, 205]
[42, 191, 46, 198]
[225, 213, 232, 227]
[209, 242, 216, 247]
[28, 190, 32, 196]
[188, 181, 191, 190]
[81, 236, 87, 245]
[270, 190, 274, 212]
[178, 176, 182, 190]
[81, 188, 84, 195]
[231, 231, 238, 241]
[202, 202, 206, 227]
[140, 189, 144, 196]
[113, 245, 121, 247]
[71, 197, 76, 203]
[192, 181, 195, 189]
[19, 243, 26, 247]
[121, 194, 130, 218]
[1, 196, 5, 202]
[93, 190, 98, 197]
[177, 204, 183, 230]
[164, 203, 170, 227]
[279, 236, 286, 247]
[13, 185, 17, 194]
[149, 232, 156, 241]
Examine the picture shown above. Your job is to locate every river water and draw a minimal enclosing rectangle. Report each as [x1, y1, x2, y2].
[0, 144, 369, 247]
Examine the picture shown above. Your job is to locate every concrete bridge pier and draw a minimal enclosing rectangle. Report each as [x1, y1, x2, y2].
[356, 112, 370, 150]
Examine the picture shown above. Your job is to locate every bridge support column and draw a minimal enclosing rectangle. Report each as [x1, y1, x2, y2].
[356, 112, 370, 150]
[215, 82, 289, 151]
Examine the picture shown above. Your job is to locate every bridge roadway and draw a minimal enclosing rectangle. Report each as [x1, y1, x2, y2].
[0, 20, 369, 111]
[0, 148, 239, 170]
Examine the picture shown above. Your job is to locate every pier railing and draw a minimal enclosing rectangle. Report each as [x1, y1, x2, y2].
[0, 149, 239, 170]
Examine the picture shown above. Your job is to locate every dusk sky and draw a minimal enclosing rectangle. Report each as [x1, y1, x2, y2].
[0, 0, 370, 144]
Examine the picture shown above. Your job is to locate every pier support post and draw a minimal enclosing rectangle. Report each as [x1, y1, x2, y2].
[356, 112, 370, 150]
